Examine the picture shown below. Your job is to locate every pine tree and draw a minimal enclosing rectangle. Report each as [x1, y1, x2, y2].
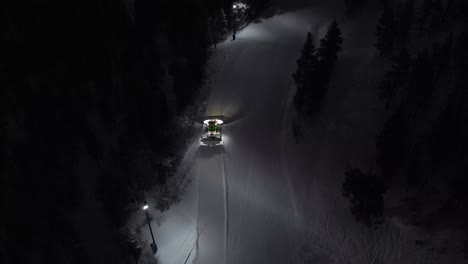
[396, 0, 415, 47]
[453, 27, 468, 86]
[431, 33, 453, 78]
[405, 156, 424, 193]
[218, 9, 228, 35]
[408, 50, 434, 113]
[317, 20, 343, 69]
[404, 0, 415, 22]
[342, 168, 387, 226]
[293, 32, 317, 113]
[376, 6, 396, 56]
[210, 9, 228, 47]
[377, 104, 411, 179]
[300, 20, 342, 113]
[430, 90, 468, 202]
[247, 0, 269, 16]
[231, 2, 249, 30]
[379, 72, 398, 109]
[444, 0, 458, 25]
[393, 48, 412, 85]
[415, 0, 433, 35]
[344, 0, 367, 16]
[379, 48, 412, 109]
[429, 0, 444, 32]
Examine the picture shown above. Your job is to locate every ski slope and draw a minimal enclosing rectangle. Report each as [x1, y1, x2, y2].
[192, 9, 317, 264]
[145, 1, 466, 263]
[148, 4, 357, 263]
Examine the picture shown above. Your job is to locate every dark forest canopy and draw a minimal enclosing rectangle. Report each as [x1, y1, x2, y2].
[0, 0, 268, 263]
[341, 0, 468, 236]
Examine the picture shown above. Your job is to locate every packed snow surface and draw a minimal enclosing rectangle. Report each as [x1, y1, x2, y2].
[194, 9, 318, 264]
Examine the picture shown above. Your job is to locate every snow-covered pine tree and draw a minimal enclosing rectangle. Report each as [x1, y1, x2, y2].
[216, 9, 228, 42]
[209, 9, 228, 47]
[231, 2, 250, 30]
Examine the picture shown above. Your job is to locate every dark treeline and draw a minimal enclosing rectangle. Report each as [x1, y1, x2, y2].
[343, 168, 387, 226]
[0, 0, 266, 263]
[377, 0, 468, 233]
[376, 0, 468, 57]
[292, 21, 343, 115]
[344, 0, 368, 16]
[343, 1, 468, 246]
[377, 28, 468, 229]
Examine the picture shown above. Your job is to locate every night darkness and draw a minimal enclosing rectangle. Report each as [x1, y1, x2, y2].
[2, 0, 468, 263]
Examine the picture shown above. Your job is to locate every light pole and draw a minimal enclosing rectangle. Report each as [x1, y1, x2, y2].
[231, 4, 239, 40]
[143, 202, 158, 254]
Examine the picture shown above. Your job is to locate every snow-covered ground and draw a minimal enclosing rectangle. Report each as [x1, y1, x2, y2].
[130, 1, 466, 263]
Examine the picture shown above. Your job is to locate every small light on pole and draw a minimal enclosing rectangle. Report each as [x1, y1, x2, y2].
[142, 201, 157, 254]
[233, 4, 237, 8]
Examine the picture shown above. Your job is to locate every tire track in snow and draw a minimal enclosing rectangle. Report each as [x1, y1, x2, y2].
[279, 80, 305, 262]
[184, 223, 206, 264]
[279, 80, 302, 224]
[195, 150, 201, 263]
[193, 142, 227, 264]
[221, 147, 229, 263]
